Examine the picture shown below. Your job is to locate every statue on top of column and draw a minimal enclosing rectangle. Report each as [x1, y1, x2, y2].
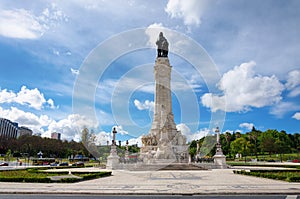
[156, 32, 169, 57]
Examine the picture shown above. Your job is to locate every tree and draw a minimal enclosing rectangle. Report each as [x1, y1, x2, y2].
[235, 131, 242, 138]
[259, 129, 278, 156]
[276, 130, 292, 162]
[224, 132, 232, 158]
[198, 135, 215, 157]
[5, 149, 12, 162]
[81, 127, 89, 145]
[230, 137, 251, 162]
[247, 126, 261, 158]
[189, 140, 197, 160]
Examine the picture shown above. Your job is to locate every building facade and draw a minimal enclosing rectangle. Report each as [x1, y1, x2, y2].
[0, 118, 19, 139]
[0, 118, 33, 139]
[51, 132, 61, 140]
[18, 126, 33, 137]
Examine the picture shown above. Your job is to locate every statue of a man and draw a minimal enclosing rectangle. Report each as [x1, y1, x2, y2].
[156, 32, 169, 57]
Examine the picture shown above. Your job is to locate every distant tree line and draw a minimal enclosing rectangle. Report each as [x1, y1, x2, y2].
[189, 127, 300, 161]
[0, 135, 89, 159]
[2, 127, 299, 162]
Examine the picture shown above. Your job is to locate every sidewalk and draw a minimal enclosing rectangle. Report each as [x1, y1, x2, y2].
[0, 168, 300, 195]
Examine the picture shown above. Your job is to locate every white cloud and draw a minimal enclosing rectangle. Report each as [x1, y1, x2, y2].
[0, 9, 44, 39]
[96, 79, 118, 104]
[95, 131, 111, 146]
[145, 23, 199, 60]
[0, 5, 67, 39]
[113, 76, 153, 95]
[285, 70, 300, 97]
[97, 110, 115, 126]
[47, 99, 56, 109]
[288, 87, 300, 98]
[0, 106, 52, 135]
[0, 86, 55, 110]
[134, 99, 154, 111]
[115, 125, 129, 135]
[239, 122, 254, 131]
[52, 49, 60, 56]
[201, 93, 226, 113]
[45, 114, 97, 141]
[165, 0, 209, 26]
[0, 105, 96, 141]
[292, 112, 300, 120]
[0, 89, 16, 103]
[286, 70, 300, 89]
[223, 130, 234, 134]
[201, 61, 285, 112]
[176, 123, 209, 141]
[145, 23, 165, 47]
[122, 136, 143, 147]
[270, 102, 300, 118]
[71, 68, 80, 75]
[93, 126, 139, 146]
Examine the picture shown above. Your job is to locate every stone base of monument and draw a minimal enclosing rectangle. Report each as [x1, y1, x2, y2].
[123, 162, 207, 171]
[106, 155, 120, 170]
[213, 154, 227, 169]
[106, 145, 120, 170]
[159, 163, 207, 170]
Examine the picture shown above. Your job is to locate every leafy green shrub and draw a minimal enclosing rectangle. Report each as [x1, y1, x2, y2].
[59, 178, 81, 183]
[288, 176, 300, 182]
[24, 177, 52, 183]
[0, 169, 111, 183]
[234, 169, 300, 182]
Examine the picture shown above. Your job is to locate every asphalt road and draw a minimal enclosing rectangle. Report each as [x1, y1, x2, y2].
[0, 194, 298, 199]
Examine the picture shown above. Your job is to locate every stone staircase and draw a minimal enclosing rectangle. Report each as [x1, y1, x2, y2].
[159, 163, 206, 170]
[124, 163, 209, 171]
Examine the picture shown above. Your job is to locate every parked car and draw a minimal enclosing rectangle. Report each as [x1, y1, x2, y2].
[0, 162, 8, 166]
[59, 162, 69, 166]
[72, 161, 84, 167]
[292, 159, 300, 163]
[50, 162, 59, 166]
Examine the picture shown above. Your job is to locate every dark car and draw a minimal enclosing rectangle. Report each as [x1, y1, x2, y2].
[267, 159, 276, 162]
[50, 162, 59, 166]
[72, 161, 84, 167]
[59, 162, 69, 166]
[0, 162, 8, 166]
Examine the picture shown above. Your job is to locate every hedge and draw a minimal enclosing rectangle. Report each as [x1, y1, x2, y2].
[0, 169, 111, 183]
[234, 169, 300, 182]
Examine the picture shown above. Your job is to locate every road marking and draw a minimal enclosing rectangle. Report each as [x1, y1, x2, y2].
[286, 195, 298, 199]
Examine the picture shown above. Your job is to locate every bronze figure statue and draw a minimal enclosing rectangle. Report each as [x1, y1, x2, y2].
[156, 32, 169, 57]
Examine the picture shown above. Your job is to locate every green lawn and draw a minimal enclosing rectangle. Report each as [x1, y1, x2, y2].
[0, 168, 111, 183]
[229, 153, 300, 162]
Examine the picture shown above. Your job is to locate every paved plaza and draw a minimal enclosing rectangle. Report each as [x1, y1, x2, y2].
[0, 167, 300, 195]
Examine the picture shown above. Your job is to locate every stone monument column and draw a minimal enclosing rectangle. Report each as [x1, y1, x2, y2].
[150, 57, 177, 137]
[213, 127, 227, 169]
[106, 127, 120, 170]
[125, 140, 129, 163]
[140, 32, 188, 163]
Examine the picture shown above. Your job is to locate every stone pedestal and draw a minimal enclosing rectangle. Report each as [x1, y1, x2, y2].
[106, 145, 120, 170]
[213, 154, 227, 169]
[213, 142, 227, 169]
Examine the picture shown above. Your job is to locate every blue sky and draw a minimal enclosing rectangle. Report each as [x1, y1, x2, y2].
[0, 0, 300, 146]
